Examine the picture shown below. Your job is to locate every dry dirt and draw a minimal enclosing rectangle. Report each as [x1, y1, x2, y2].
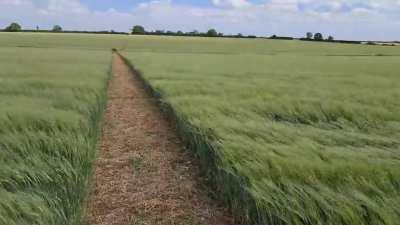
[86, 53, 235, 225]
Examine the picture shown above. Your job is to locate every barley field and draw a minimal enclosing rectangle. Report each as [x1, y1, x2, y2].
[123, 37, 400, 225]
[1, 33, 400, 225]
[0, 34, 110, 225]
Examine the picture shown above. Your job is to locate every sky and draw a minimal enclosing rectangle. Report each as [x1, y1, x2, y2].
[1, 0, 400, 41]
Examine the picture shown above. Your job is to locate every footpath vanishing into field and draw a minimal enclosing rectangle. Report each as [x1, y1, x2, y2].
[86, 53, 234, 225]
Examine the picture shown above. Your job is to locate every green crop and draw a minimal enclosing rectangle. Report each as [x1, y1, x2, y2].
[1, 32, 400, 225]
[0, 41, 110, 225]
[123, 37, 400, 225]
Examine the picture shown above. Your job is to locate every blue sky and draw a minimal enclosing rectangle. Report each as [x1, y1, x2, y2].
[1, 0, 400, 40]
[78, 0, 214, 11]
[78, 0, 266, 10]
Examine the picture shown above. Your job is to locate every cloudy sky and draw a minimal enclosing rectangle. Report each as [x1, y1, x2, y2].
[1, 0, 400, 40]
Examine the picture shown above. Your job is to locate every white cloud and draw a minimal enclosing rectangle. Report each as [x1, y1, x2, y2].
[46, 0, 89, 14]
[212, 0, 251, 8]
[0, 0, 400, 40]
[265, 0, 299, 12]
[0, 0, 29, 5]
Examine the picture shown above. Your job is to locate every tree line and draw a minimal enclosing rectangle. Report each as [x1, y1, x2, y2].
[131, 25, 258, 38]
[130, 25, 341, 42]
[0, 22, 126, 34]
[2, 22, 366, 44]
[3, 22, 63, 32]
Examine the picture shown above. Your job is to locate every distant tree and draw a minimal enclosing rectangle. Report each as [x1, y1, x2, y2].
[187, 30, 199, 36]
[155, 30, 165, 35]
[218, 32, 224, 37]
[270, 35, 294, 40]
[237, 33, 243, 38]
[131, 25, 145, 35]
[36, 26, 39, 31]
[5, 22, 21, 32]
[306, 32, 313, 39]
[327, 35, 334, 41]
[177, 30, 184, 36]
[52, 25, 62, 32]
[206, 28, 218, 37]
[314, 33, 324, 41]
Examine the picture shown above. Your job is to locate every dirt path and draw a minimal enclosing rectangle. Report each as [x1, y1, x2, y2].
[86, 53, 234, 225]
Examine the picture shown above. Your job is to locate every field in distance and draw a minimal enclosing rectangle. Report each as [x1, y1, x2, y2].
[1, 32, 400, 225]
[123, 36, 400, 224]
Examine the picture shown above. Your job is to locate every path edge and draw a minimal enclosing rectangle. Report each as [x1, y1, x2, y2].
[80, 52, 114, 225]
[117, 52, 262, 225]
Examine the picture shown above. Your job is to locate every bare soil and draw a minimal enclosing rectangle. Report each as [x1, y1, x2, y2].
[86, 53, 235, 225]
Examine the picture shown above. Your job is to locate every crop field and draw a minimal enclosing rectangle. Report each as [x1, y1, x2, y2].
[0, 35, 110, 225]
[1, 33, 400, 225]
[123, 39, 400, 224]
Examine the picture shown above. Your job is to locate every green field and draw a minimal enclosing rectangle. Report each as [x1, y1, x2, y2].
[1, 33, 400, 225]
[0, 36, 110, 225]
[123, 38, 400, 224]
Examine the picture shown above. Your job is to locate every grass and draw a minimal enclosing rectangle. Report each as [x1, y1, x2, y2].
[0, 42, 110, 224]
[1, 32, 400, 225]
[121, 38, 400, 224]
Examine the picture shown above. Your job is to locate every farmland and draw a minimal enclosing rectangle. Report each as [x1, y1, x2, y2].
[0, 35, 110, 225]
[1, 33, 400, 225]
[123, 38, 400, 224]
